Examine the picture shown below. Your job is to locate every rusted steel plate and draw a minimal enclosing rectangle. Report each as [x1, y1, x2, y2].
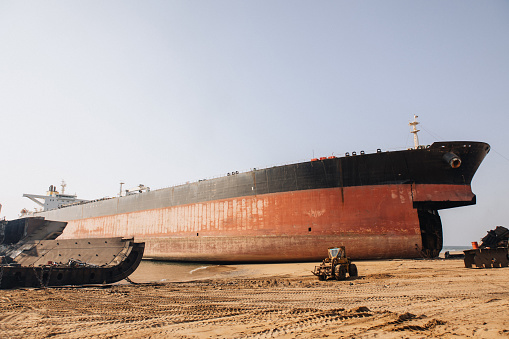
[13, 237, 136, 266]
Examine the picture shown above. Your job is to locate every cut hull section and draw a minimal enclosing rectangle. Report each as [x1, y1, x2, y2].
[0, 237, 145, 288]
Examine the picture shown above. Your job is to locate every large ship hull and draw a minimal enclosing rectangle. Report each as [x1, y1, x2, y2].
[34, 141, 490, 262]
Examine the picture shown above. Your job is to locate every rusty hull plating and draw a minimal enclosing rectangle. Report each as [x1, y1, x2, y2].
[36, 141, 489, 262]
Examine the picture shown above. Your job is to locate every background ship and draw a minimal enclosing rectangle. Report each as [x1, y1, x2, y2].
[23, 119, 490, 262]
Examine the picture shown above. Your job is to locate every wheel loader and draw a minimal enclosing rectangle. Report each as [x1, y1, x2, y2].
[312, 246, 358, 281]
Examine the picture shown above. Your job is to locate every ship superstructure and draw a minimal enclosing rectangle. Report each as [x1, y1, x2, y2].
[22, 181, 88, 213]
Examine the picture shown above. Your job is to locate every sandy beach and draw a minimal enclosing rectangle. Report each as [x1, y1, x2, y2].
[0, 258, 508, 338]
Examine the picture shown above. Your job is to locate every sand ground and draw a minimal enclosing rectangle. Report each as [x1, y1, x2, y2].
[0, 258, 508, 338]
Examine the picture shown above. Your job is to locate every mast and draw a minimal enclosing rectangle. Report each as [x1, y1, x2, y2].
[61, 180, 67, 194]
[409, 115, 420, 149]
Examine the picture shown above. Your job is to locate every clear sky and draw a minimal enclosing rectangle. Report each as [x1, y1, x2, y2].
[1, 1, 508, 245]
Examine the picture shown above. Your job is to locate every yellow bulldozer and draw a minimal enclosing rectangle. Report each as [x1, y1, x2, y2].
[312, 246, 358, 281]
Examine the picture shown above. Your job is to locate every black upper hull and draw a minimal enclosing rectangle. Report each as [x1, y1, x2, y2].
[54, 141, 488, 216]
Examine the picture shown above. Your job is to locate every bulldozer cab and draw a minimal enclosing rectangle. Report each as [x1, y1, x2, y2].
[328, 246, 345, 259]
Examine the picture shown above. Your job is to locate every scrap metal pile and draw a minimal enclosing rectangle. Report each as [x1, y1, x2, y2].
[464, 226, 509, 268]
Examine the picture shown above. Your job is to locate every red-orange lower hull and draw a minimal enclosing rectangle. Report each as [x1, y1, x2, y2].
[54, 183, 475, 261]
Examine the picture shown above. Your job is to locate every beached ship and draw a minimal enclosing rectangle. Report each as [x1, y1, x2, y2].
[23, 118, 490, 262]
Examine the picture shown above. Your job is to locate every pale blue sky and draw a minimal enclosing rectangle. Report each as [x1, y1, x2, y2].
[1, 1, 508, 245]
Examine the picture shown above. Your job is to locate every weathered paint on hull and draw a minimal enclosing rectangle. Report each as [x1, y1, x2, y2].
[55, 183, 473, 261]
